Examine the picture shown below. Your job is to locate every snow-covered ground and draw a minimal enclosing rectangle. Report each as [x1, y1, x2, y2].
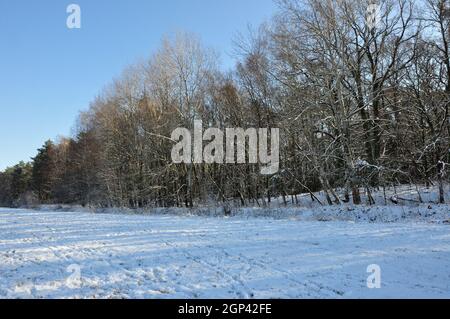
[1, 207, 449, 299]
[35, 184, 450, 223]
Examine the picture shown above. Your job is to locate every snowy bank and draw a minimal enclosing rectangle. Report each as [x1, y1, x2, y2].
[33, 202, 450, 224]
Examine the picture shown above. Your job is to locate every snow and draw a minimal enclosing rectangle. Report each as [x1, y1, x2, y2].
[33, 185, 450, 224]
[1, 207, 449, 299]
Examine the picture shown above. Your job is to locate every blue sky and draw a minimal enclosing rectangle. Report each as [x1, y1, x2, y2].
[0, 0, 277, 171]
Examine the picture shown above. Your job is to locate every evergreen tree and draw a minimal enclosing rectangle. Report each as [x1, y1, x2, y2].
[32, 140, 56, 202]
[0, 162, 33, 207]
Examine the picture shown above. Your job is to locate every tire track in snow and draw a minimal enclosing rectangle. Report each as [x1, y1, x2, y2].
[182, 226, 345, 298]
[163, 240, 254, 298]
[233, 251, 345, 298]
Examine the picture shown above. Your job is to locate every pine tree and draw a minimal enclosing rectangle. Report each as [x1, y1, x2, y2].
[32, 140, 56, 202]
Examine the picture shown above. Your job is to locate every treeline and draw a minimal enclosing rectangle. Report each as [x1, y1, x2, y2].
[1, 0, 449, 208]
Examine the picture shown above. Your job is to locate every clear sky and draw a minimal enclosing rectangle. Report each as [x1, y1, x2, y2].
[0, 0, 277, 171]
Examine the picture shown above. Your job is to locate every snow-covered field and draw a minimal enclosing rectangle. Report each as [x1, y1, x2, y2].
[0, 207, 449, 299]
